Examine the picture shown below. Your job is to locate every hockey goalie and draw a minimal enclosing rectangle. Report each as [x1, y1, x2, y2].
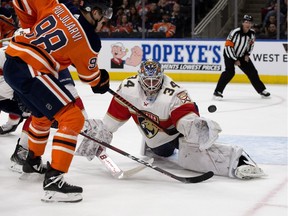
[78, 59, 265, 180]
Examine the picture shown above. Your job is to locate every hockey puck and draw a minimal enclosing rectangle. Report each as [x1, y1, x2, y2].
[208, 105, 217, 113]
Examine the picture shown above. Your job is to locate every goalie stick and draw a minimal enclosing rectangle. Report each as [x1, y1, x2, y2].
[80, 132, 214, 183]
[95, 145, 151, 179]
[107, 88, 178, 136]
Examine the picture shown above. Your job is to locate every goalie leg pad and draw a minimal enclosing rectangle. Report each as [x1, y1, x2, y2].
[178, 137, 243, 177]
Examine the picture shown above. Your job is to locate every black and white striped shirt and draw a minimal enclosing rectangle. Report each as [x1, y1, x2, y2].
[224, 27, 255, 60]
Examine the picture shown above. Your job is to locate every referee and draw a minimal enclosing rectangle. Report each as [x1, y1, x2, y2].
[213, 15, 270, 99]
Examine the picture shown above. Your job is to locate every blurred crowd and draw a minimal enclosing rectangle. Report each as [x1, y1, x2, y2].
[1, 0, 286, 39]
[254, 0, 287, 39]
[1, 0, 217, 38]
[95, 0, 218, 38]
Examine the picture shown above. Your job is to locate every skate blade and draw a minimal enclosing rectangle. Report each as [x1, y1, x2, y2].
[9, 162, 23, 174]
[41, 191, 83, 203]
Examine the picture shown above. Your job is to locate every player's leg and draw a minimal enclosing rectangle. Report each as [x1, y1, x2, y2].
[4, 57, 84, 202]
[20, 75, 85, 201]
[0, 113, 22, 134]
[142, 138, 179, 158]
[178, 137, 265, 179]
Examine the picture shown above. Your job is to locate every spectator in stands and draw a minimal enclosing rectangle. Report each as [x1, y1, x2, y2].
[112, 6, 125, 26]
[98, 19, 115, 37]
[261, 0, 276, 22]
[128, 5, 141, 32]
[135, 0, 150, 16]
[265, 23, 277, 39]
[157, 0, 174, 14]
[136, 14, 154, 33]
[114, 14, 133, 34]
[146, 3, 162, 25]
[252, 23, 266, 39]
[264, 14, 277, 33]
[263, 3, 285, 30]
[170, 2, 185, 38]
[152, 11, 176, 38]
[1, 0, 13, 10]
[120, 0, 131, 16]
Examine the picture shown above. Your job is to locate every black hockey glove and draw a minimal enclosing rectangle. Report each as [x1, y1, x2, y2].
[91, 69, 110, 94]
[12, 93, 31, 114]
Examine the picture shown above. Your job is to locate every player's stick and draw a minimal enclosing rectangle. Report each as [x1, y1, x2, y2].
[95, 145, 149, 179]
[80, 132, 214, 183]
[0, 37, 12, 43]
[107, 88, 178, 136]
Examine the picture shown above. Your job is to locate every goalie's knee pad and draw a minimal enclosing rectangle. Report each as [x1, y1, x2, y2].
[178, 137, 243, 177]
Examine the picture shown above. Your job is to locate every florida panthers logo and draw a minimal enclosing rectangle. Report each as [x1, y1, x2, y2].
[138, 111, 159, 139]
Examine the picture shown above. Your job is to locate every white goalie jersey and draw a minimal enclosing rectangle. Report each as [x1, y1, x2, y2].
[103, 74, 200, 149]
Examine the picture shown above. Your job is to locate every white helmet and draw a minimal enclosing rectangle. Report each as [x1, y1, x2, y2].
[138, 59, 164, 101]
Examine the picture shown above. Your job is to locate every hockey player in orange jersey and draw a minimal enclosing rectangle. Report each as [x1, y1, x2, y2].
[3, 0, 113, 203]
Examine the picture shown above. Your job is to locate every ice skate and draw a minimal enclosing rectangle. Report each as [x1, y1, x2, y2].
[234, 154, 266, 179]
[0, 117, 23, 135]
[213, 91, 223, 100]
[20, 151, 47, 180]
[259, 90, 271, 98]
[41, 162, 83, 203]
[235, 165, 265, 179]
[9, 139, 28, 173]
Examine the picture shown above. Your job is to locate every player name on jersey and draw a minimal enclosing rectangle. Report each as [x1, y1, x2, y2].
[53, 5, 82, 42]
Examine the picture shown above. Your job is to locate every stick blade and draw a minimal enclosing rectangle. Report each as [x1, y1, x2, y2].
[119, 158, 154, 179]
[178, 171, 214, 183]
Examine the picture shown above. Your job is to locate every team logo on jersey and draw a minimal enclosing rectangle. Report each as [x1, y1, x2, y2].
[177, 91, 191, 104]
[138, 111, 159, 139]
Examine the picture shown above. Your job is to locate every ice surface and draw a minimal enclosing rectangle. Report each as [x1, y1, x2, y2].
[0, 82, 287, 216]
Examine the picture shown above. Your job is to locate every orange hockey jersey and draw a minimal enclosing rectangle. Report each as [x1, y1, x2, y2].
[152, 21, 176, 38]
[6, 0, 101, 87]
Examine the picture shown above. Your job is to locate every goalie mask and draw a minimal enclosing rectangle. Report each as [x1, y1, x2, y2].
[80, 0, 113, 19]
[138, 60, 164, 102]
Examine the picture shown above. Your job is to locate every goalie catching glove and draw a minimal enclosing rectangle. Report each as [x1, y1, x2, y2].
[91, 69, 110, 94]
[177, 116, 222, 151]
[75, 119, 113, 160]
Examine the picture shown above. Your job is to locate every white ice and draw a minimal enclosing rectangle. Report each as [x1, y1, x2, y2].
[0, 81, 287, 216]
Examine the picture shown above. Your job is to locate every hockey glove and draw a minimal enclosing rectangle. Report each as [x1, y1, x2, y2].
[75, 119, 113, 161]
[12, 93, 31, 114]
[91, 69, 110, 94]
